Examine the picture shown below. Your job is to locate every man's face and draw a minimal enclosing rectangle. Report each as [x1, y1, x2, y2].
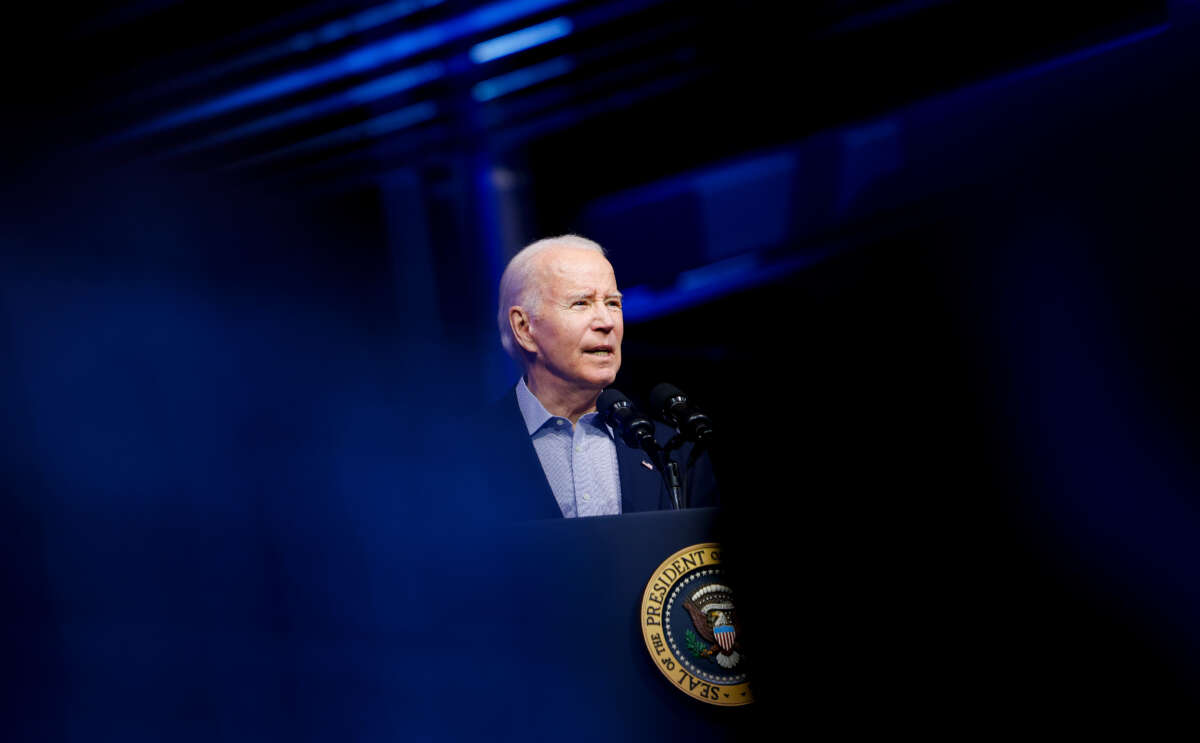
[525, 247, 623, 394]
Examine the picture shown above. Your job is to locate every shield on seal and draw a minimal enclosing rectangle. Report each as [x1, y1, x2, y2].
[685, 582, 738, 657]
[714, 624, 735, 652]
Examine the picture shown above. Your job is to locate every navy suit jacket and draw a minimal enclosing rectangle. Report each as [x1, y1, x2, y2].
[479, 388, 718, 520]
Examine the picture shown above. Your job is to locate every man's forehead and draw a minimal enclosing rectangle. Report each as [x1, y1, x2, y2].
[537, 247, 617, 287]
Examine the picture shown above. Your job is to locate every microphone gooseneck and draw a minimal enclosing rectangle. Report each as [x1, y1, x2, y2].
[597, 387, 684, 510]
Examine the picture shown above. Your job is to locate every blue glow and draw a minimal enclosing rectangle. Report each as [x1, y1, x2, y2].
[472, 57, 573, 101]
[469, 17, 573, 64]
[126, 0, 444, 108]
[820, 0, 947, 36]
[837, 119, 901, 215]
[472, 151, 507, 388]
[347, 61, 446, 102]
[115, 0, 570, 142]
[307, 0, 444, 47]
[173, 62, 444, 155]
[1020, 23, 1170, 80]
[592, 23, 1174, 323]
[622, 249, 837, 323]
[952, 23, 1169, 103]
[228, 102, 437, 170]
[363, 103, 439, 136]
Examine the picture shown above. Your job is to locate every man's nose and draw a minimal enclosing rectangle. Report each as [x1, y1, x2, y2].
[592, 302, 615, 329]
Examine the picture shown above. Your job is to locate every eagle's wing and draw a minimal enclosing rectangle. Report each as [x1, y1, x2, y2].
[683, 599, 715, 642]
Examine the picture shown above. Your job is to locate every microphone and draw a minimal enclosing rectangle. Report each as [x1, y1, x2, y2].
[648, 383, 714, 443]
[598, 387, 685, 510]
[596, 388, 658, 451]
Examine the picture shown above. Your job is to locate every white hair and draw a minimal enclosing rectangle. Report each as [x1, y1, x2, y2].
[496, 234, 606, 363]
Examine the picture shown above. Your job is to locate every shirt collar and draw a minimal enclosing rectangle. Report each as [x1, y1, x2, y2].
[515, 376, 556, 435]
[515, 377, 615, 439]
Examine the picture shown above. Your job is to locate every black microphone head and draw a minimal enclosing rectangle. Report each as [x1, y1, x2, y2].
[596, 387, 632, 421]
[649, 382, 714, 443]
[597, 387, 656, 450]
[648, 383, 687, 423]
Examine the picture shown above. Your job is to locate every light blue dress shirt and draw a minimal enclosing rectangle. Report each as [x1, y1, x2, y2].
[515, 378, 622, 518]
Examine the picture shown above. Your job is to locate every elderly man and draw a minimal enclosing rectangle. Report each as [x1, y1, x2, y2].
[487, 234, 716, 519]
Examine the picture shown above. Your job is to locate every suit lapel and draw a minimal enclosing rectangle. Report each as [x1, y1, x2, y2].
[496, 389, 563, 520]
[617, 441, 665, 514]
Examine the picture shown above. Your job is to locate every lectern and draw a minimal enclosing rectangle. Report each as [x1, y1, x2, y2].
[485, 507, 758, 741]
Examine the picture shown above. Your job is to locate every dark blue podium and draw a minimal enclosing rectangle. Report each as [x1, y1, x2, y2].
[473, 507, 760, 741]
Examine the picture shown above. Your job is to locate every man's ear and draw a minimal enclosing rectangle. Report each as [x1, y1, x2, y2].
[509, 306, 537, 354]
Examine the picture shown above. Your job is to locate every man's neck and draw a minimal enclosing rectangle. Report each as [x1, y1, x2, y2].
[525, 374, 600, 425]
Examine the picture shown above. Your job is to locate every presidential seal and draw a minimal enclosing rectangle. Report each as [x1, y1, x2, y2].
[640, 543, 752, 706]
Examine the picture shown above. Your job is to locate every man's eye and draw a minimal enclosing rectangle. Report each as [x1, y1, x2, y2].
[607, 301, 622, 309]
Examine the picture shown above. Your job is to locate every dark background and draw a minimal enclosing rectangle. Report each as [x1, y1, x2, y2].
[3, 0, 1199, 738]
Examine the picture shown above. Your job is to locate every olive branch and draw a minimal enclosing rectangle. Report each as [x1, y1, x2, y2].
[685, 629, 718, 659]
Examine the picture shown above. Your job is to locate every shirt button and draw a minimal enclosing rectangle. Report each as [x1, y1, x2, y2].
[555, 419, 564, 426]
[575, 444, 582, 452]
[581, 493, 591, 502]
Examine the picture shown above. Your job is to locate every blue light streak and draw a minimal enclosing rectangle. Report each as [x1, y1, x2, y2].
[125, 0, 445, 107]
[622, 249, 837, 323]
[363, 103, 439, 137]
[172, 62, 445, 155]
[472, 57, 573, 101]
[988, 23, 1170, 87]
[226, 102, 438, 171]
[295, 0, 445, 50]
[469, 17, 573, 64]
[115, 0, 571, 143]
[347, 61, 445, 103]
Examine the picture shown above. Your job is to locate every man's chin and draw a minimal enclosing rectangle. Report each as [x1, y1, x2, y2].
[583, 371, 619, 390]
